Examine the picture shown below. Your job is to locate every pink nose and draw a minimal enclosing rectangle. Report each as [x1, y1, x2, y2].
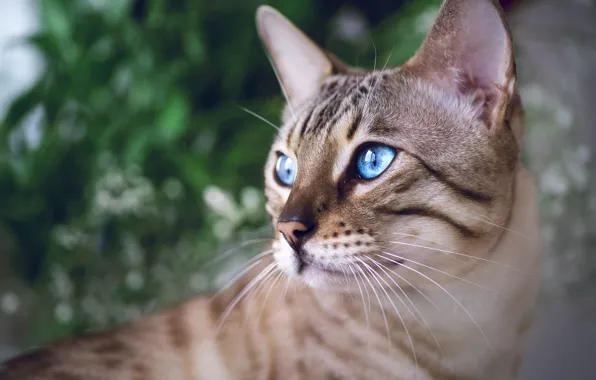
[277, 220, 310, 247]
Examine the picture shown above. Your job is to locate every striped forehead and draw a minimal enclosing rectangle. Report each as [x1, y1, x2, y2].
[284, 74, 375, 149]
[280, 73, 382, 182]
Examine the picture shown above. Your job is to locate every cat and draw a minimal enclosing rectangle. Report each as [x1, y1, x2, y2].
[0, 0, 542, 379]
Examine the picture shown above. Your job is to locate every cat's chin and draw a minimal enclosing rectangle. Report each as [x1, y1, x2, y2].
[299, 263, 346, 287]
[299, 269, 348, 290]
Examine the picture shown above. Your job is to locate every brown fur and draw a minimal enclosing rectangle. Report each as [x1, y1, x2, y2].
[0, 1, 542, 379]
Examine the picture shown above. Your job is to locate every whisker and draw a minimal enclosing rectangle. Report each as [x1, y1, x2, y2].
[244, 264, 281, 318]
[472, 215, 530, 240]
[367, 257, 440, 312]
[214, 262, 277, 335]
[201, 239, 272, 270]
[281, 275, 292, 302]
[265, 53, 297, 121]
[389, 232, 454, 250]
[257, 269, 284, 321]
[387, 232, 475, 269]
[365, 49, 393, 110]
[380, 251, 496, 294]
[347, 263, 370, 327]
[337, 261, 355, 302]
[369, 35, 378, 72]
[463, 209, 530, 240]
[370, 259, 445, 358]
[351, 261, 392, 350]
[211, 249, 274, 297]
[354, 264, 373, 325]
[357, 258, 420, 371]
[377, 254, 493, 352]
[383, 240, 521, 272]
[239, 106, 281, 131]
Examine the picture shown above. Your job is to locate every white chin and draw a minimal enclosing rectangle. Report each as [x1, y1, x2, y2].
[299, 265, 349, 290]
[273, 244, 348, 290]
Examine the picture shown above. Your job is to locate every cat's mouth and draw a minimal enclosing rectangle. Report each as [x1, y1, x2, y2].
[299, 255, 348, 277]
[297, 253, 403, 277]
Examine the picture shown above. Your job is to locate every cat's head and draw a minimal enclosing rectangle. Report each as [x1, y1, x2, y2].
[257, 0, 524, 290]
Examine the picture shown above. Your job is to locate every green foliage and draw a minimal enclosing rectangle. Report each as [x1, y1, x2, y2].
[0, 0, 440, 346]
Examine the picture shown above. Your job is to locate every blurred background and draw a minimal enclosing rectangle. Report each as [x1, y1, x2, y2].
[0, 0, 594, 379]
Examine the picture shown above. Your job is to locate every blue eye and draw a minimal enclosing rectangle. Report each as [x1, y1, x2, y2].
[275, 154, 297, 186]
[356, 144, 396, 179]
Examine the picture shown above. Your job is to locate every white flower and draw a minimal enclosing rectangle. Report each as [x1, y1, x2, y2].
[0, 293, 20, 315]
[54, 302, 73, 324]
[203, 185, 241, 223]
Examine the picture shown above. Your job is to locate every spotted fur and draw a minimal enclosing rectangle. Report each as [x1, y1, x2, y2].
[0, 1, 542, 379]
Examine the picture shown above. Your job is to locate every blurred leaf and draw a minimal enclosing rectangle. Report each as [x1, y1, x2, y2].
[1, 82, 44, 136]
[40, 0, 71, 42]
[157, 92, 190, 143]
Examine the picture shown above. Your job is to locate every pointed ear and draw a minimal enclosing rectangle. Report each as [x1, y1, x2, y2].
[256, 6, 338, 111]
[407, 0, 517, 130]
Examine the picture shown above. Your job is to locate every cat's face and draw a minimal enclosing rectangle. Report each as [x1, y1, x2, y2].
[257, 0, 523, 290]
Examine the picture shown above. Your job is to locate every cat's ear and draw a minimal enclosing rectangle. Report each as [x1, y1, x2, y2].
[407, 0, 516, 130]
[256, 6, 338, 110]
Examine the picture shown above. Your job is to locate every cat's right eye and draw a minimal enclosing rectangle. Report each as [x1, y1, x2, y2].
[356, 144, 396, 180]
[275, 153, 296, 186]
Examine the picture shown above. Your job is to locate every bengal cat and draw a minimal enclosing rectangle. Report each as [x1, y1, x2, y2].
[0, 0, 542, 379]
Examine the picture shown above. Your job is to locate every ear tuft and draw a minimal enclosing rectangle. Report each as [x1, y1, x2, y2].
[407, 0, 516, 128]
[256, 6, 336, 111]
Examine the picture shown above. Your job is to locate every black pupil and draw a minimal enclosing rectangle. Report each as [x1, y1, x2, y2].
[283, 158, 292, 178]
[370, 151, 377, 167]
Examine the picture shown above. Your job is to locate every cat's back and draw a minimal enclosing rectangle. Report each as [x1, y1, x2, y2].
[0, 260, 280, 380]
[0, 294, 224, 380]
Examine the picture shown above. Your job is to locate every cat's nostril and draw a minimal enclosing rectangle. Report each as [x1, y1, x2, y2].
[277, 220, 312, 247]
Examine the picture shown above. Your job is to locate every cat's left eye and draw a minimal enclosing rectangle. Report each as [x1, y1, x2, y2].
[356, 144, 396, 180]
[275, 153, 297, 186]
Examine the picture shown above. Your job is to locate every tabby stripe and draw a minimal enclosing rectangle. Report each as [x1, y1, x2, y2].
[423, 164, 493, 204]
[299, 107, 314, 138]
[314, 79, 362, 136]
[133, 361, 149, 380]
[346, 111, 362, 140]
[167, 309, 194, 380]
[310, 91, 344, 135]
[326, 91, 360, 129]
[377, 206, 479, 238]
[329, 78, 367, 133]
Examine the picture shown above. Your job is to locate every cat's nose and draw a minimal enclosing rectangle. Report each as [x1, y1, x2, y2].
[277, 220, 313, 248]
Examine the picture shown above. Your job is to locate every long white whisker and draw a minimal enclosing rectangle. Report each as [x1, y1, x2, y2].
[384, 240, 521, 272]
[244, 264, 281, 318]
[336, 260, 355, 302]
[381, 251, 495, 294]
[265, 53, 297, 121]
[351, 261, 392, 350]
[370, 259, 445, 358]
[355, 257, 418, 371]
[377, 254, 493, 352]
[353, 264, 373, 325]
[347, 263, 370, 327]
[469, 213, 530, 240]
[370, 35, 378, 72]
[214, 262, 277, 335]
[281, 275, 292, 302]
[239, 107, 281, 131]
[370, 257, 440, 312]
[365, 49, 393, 110]
[257, 269, 284, 321]
[390, 232, 454, 250]
[211, 250, 274, 297]
[202, 239, 272, 269]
